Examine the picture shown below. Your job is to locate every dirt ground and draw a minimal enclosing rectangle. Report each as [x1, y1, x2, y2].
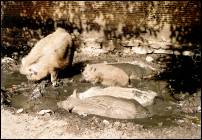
[1, 107, 201, 139]
[1, 53, 201, 139]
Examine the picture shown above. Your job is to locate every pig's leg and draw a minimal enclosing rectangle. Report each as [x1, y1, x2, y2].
[50, 70, 59, 87]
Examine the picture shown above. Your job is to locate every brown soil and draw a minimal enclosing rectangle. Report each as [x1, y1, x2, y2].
[1, 53, 201, 139]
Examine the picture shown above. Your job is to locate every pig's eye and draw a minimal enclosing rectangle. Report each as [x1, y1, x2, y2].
[29, 68, 32, 71]
[34, 71, 37, 75]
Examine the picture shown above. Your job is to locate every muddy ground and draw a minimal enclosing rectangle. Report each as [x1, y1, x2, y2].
[1, 52, 201, 139]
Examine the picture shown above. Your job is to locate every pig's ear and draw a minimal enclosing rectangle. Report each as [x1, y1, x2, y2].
[71, 89, 78, 98]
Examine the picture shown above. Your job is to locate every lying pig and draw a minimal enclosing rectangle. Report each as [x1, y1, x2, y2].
[82, 63, 129, 86]
[57, 90, 150, 119]
[78, 86, 158, 107]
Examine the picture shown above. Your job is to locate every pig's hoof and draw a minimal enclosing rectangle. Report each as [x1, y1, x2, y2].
[52, 81, 59, 87]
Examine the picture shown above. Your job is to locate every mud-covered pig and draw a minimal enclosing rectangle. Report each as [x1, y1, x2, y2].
[78, 86, 158, 107]
[82, 63, 129, 86]
[20, 28, 76, 86]
[57, 90, 150, 119]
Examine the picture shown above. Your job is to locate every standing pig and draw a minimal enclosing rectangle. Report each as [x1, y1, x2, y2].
[20, 28, 76, 86]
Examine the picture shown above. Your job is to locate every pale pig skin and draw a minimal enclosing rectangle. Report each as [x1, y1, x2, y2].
[20, 28, 74, 86]
[82, 63, 129, 86]
[78, 86, 158, 107]
[57, 90, 150, 119]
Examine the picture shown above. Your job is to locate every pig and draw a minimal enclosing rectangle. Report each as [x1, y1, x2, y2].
[82, 63, 129, 86]
[78, 86, 158, 107]
[57, 90, 150, 119]
[20, 28, 75, 86]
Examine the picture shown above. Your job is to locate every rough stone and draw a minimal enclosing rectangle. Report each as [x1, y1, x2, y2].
[146, 56, 154, 62]
[132, 46, 152, 54]
[182, 51, 193, 56]
[153, 49, 173, 54]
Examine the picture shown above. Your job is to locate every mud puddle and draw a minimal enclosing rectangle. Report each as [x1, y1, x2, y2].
[0, 63, 198, 128]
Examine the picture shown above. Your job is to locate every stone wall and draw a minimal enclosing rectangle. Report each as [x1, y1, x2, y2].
[1, 1, 201, 58]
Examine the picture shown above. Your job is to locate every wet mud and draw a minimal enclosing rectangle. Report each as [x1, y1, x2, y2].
[2, 59, 200, 129]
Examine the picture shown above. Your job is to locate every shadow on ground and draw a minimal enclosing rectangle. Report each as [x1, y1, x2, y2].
[154, 24, 201, 95]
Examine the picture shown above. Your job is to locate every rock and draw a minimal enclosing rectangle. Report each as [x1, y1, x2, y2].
[69, 79, 74, 83]
[158, 122, 163, 126]
[166, 106, 172, 110]
[122, 38, 143, 48]
[103, 40, 116, 51]
[182, 51, 193, 56]
[1, 89, 11, 105]
[1, 91, 6, 105]
[197, 106, 201, 112]
[146, 56, 154, 62]
[149, 43, 162, 49]
[124, 40, 135, 47]
[177, 119, 185, 124]
[79, 30, 106, 56]
[1, 57, 18, 72]
[130, 60, 156, 71]
[30, 82, 47, 98]
[123, 48, 133, 55]
[114, 121, 121, 128]
[103, 120, 110, 126]
[57, 90, 150, 119]
[12, 52, 19, 60]
[149, 41, 171, 49]
[37, 109, 54, 115]
[173, 92, 189, 101]
[132, 46, 152, 54]
[179, 94, 201, 114]
[78, 86, 158, 107]
[174, 50, 181, 55]
[80, 47, 108, 56]
[20, 82, 27, 87]
[16, 108, 24, 114]
[30, 87, 43, 100]
[153, 49, 173, 54]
